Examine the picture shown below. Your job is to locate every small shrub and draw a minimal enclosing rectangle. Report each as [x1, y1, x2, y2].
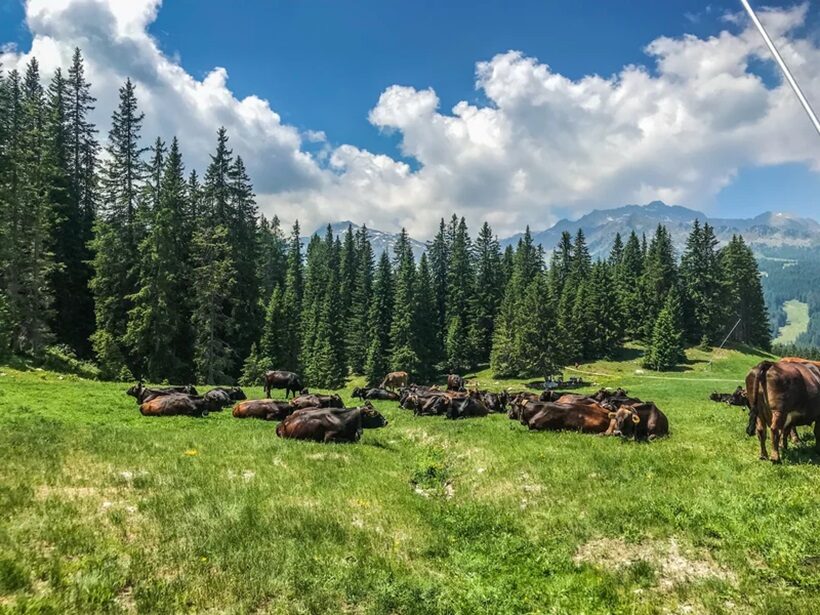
[42, 345, 102, 380]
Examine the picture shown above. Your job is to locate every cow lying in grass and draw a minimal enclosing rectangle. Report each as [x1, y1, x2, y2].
[139, 393, 215, 417]
[607, 402, 669, 440]
[203, 387, 247, 410]
[232, 399, 294, 420]
[276, 404, 388, 442]
[526, 400, 613, 433]
[126, 382, 198, 404]
[709, 386, 747, 406]
[290, 393, 344, 410]
[352, 387, 399, 401]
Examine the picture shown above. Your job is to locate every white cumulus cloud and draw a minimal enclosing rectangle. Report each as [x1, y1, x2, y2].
[1, 0, 818, 238]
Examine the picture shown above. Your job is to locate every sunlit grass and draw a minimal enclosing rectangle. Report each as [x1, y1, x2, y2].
[0, 345, 818, 613]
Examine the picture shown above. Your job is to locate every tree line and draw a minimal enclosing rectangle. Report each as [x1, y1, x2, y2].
[0, 51, 771, 385]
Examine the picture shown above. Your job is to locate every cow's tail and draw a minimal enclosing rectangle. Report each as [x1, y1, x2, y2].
[748, 361, 773, 433]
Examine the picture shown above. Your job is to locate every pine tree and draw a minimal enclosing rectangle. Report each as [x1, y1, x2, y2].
[259, 285, 287, 369]
[257, 214, 286, 301]
[228, 154, 261, 366]
[639, 225, 677, 341]
[346, 227, 374, 374]
[124, 138, 193, 382]
[617, 231, 644, 339]
[240, 342, 267, 387]
[390, 229, 419, 375]
[443, 217, 474, 371]
[428, 218, 449, 366]
[470, 222, 503, 363]
[4, 59, 56, 357]
[90, 78, 146, 377]
[414, 253, 438, 382]
[680, 220, 726, 345]
[280, 221, 303, 371]
[364, 251, 393, 385]
[192, 225, 236, 384]
[644, 288, 685, 371]
[338, 224, 357, 368]
[719, 235, 771, 349]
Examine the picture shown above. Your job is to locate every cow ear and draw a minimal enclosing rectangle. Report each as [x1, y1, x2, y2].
[608, 412, 616, 419]
[631, 413, 641, 424]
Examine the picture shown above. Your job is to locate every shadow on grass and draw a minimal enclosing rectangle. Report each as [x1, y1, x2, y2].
[782, 433, 820, 465]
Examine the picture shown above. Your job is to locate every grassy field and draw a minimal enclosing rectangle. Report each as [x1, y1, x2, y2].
[773, 300, 810, 345]
[1, 346, 819, 614]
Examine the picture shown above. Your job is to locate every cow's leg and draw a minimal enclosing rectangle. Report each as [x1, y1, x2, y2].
[770, 411, 784, 463]
[756, 416, 768, 460]
[814, 421, 820, 454]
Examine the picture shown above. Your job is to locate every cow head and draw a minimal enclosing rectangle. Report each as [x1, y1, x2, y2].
[359, 403, 388, 428]
[126, 381, 145, 398]
[608, 406, 641, 437]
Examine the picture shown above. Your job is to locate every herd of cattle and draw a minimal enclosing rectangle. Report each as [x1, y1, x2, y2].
[125, 357, 820, 458]
[125, 369, 669, 444]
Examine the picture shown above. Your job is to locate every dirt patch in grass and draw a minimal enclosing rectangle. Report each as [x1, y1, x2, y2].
[574, 537, 736, 590]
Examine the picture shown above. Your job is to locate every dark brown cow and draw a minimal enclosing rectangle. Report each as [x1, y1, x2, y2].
[139, 393, 213, 417]
[527, 401, 612, 433]
[275, 405, 388, 442]
[481, 391, 508, 413]
[445, 394, 489, 420]
[203, 387, 247, 410]
[607, 402, 669, 440]
[126, 382, 198, 404]
[232, 399, 293, 420]
[352, 387, 399, 401]
[263, 370, 304, 398]
[380, 371, 409, 391]
[746, 360, 820, 463]
[447, 374, 465, 392]
[290, 393, 344, 410]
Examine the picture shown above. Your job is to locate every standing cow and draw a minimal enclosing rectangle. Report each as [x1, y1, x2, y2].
[264, 370, 304, 399]
[380, 371, 409, 391]
[746, 360, 820, 463]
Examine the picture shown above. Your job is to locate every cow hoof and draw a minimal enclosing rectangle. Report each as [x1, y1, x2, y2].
[758, 454, 768, 461]
[201, 410, 209, 418]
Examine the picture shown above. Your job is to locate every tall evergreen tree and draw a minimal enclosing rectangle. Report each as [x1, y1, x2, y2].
[644, 288, 685, 371]
[720, 235, 771, 349]
[256, 214, 286, 301]
[414, 253, 438, 382]
[125, 138, 193, 381]
[470, 222, 503, 363]
[680, 220, 726, 345]
[279, 221, 303, 371]
[390, 229, 419, 375]
[90, 78, 146, 377]
[346, 227, 374, 374]
[444, 217, 474, 371]
[364, 251, 393, 385]
[427, 218, 449, 366]
[617, 231, 644, 339]
[639, 225, 677, 341]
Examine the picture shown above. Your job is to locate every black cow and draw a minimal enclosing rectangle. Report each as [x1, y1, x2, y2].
[263, 370, 304, 399]
[203, 386, 247, 410]
[352, 387, 400, 401]
[126, 382, 199, 404]
[445, 395, 489, 420]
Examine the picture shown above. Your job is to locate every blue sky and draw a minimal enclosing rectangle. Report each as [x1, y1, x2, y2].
[0, 0, 818, 233]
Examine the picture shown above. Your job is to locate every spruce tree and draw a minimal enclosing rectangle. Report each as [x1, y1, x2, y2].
[346, 227, 374, 374]
[639, 225, 677, 341]
[192, 225, 236, 384]
[644, 288, 685, 371]
[428, 218, 449, 366]
[125, 138, 193, 382]
[390, 229, 419, 375]
[470, 221, 503, 363]
[90, 78, 146, 377]
[257, 214, 286, 300]
[617, 231, 644, 340]
[719, 235, 771, 349]
[260, 285, 287, 369]
[444, 217, 474, 371]
[364, 251, 393, 385]
[280, 221, 303, 371]
[680, 220, 726, 345]
[414, 253, 438, 382]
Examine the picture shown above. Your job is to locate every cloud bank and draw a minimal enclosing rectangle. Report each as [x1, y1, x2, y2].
[2, 0, 818, 237]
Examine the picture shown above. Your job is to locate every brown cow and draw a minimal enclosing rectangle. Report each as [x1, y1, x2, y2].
[263, 370, 304, 398]
[380, 371, 409, 391]
[275, 405, 388, 443]
[527, 400, 612, 433]
[746, 360, 820, 463]
[139, 393, 213, 417]
[232, 399, 293, 420]
[290, 393, 344, 410]
[607, 402, 669, 440]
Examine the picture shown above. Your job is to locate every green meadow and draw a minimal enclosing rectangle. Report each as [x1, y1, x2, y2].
[1, 346, 819, 614]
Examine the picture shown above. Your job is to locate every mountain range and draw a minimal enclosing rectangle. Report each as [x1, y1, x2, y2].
[314, 202, 820, 260]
